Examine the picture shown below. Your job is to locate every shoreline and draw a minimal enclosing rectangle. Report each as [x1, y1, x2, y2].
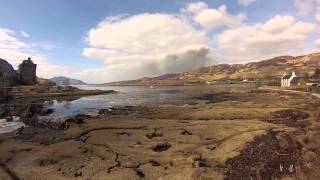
[0, 87, 116, 135]
[1, 88, 319, 179]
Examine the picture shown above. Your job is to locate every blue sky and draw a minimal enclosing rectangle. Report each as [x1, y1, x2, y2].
[0, 0, 319, 83]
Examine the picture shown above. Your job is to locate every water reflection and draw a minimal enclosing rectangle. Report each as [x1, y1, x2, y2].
[40, 85, 256, 121]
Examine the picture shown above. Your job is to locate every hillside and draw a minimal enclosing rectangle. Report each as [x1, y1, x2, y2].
[105, 52, 320, 86]
[50, 76, 87, 86]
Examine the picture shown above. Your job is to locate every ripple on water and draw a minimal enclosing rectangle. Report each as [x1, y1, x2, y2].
[0, 118, 26, 134]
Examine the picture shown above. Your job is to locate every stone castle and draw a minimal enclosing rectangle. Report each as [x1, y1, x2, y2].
[18, 57, 37, 85]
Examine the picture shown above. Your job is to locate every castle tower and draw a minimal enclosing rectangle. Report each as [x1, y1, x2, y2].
[18, 57, 37, 86]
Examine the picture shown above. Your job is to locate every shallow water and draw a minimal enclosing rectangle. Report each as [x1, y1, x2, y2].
[40, 85, 209, 120]
[0, 84, 256, 134]
[40, 85, 257, 120]
[0, 117, 25, 134]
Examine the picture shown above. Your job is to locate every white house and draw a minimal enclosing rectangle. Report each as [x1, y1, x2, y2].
[281, 71, 303, 87]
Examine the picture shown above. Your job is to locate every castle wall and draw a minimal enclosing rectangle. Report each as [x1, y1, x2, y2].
[18, 59, 37, 86]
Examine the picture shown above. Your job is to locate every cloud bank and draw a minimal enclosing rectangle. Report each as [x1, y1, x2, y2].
[0, 28, 71, 78]
[316, 39, 320, 49]
[20, 31, 30, 38]
[79, 13, 215, 83]
[77, 1, 318, 83]
[238, 0, 255, 6]
[77, 48, 214, 83]
[294, 0, 320, 16]
[215, 15, 316, 62]
[182, 3, 245, 30]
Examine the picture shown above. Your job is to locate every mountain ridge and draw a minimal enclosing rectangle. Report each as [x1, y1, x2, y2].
[104, 52, 320, 86]
[50, 76, 87, 86]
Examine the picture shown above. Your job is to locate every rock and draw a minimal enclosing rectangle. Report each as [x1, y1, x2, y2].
[21, 104, 43, 118]
[22, 116, 39, 127]
[146, 128, 162, 139]
[6, 116, 20, 122]
[74, 170, 82, 177]
[0, 104, 8, 117]
[0, 58, 18, 87]
[152, 142, 171, 152]
[74, 114, 90, 124]
[148, 159, 161, 166]
[134, 169, 145, 178]
[181, 129, 192, 135]
[38, 159, 58, 166]
[39, 108, 54, 116]
[55, 116, 74, 129]
[15, 126, 24, 136]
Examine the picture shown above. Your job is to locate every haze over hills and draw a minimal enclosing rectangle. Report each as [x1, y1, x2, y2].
[50, 76, 87, 86]
[105, 52, 320, 86]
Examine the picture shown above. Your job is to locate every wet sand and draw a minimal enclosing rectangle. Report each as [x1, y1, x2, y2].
[0, 89, 320, 179]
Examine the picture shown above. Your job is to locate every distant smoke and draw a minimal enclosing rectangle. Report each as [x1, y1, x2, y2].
[158, 48, 215, 74]
[76, 48, 216, 83]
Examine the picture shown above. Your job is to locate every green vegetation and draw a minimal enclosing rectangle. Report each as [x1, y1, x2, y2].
[7, 85, 114, 99]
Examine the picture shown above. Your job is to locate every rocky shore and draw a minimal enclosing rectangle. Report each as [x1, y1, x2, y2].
[0, 85, 115, 134]
[0, 88, 319, 179]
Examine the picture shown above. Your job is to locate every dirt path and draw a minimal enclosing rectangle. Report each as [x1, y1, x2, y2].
[260, 86, 320, 99]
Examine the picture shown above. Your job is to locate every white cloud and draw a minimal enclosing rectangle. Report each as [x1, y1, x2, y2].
[238, 0, 255, 6]
[0, 28, 71, 78]
[183, 3, 245, 30]
[316, 13, 320, 22]
[78, 48, 215, 83]
[85, 14, 208, 57]
[78, 3, 319, 83]
[0, 28, 29, 49]
[20, 31, 30, 38]
[316, 39, 320, 49]
[182, 2, 208, 13]
[294, 0, 320, 16]
[215, 15, 316, 63]
[80, 13, 215, 83]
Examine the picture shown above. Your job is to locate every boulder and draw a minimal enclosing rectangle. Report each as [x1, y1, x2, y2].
[55, 116, 74, 129]
[74, 114, 90, 124]
[0, 58, 18, 87]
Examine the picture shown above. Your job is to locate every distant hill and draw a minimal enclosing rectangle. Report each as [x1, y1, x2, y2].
[50, 76, 87, 86]
[105, 52, 320, 86]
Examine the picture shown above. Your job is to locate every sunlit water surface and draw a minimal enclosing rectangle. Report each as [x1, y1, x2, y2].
[0, 85, 256, 134]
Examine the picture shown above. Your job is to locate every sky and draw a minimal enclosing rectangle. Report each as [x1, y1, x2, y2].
[0, 0, 319, 83]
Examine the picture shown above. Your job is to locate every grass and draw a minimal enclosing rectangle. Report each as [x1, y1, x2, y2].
[8, 85, 114, 98]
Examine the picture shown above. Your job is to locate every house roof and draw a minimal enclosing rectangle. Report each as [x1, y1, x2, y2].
[282, 75, 291, 79]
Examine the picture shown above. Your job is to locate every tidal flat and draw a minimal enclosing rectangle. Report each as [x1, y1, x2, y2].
[0, 88, 320, 180]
